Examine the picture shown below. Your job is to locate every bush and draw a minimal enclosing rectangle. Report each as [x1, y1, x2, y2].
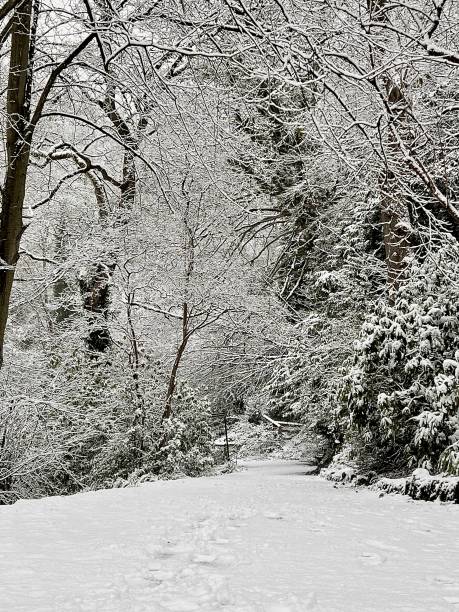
[0, 334, 216, 500]
[340, 248, 459, 474]
[154, 382, 214, 477]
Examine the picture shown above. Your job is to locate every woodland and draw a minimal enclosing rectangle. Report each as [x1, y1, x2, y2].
[1, 0, 459, 504]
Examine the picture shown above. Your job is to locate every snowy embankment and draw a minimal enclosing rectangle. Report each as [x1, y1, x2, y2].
[375, 469, 459, 503]
[1, 461, 458, 612]
[321, 463, 459, 503]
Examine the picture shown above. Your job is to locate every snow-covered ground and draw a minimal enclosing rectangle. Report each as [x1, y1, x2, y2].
[1, 460, 458, 612]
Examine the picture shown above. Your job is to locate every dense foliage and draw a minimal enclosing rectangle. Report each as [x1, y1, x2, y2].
[341, 248, 459, 475]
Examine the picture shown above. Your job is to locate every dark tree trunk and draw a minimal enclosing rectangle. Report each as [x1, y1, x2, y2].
[120, 150, 136, 218]
[79, 261, 116, 352]
[0, 405, 13, 504]
[80, 85, 140, 352]
[0, 0, 34, 367]
[163, 303, 190, 420]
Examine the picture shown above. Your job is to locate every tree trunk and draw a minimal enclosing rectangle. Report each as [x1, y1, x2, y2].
[53, 215, 74, 324]
[0, 404, 13, 504]
[0, 0, 34, 366]
[368, 0, 413, 301]
[163, 303, 190, 420]
[119, 150, 136, 220]
[79, 260, 116, 352]
[80, 85, 140, 352]
[380, 175, 412, 301]
[126, 292, 146, 465]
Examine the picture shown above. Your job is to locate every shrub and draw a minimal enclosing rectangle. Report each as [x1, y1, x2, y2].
[154, 382, 214, 477]
[340, 248, 459, 474]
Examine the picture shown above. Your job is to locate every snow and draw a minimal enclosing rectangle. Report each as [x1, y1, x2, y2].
[1, 460, 458, 612]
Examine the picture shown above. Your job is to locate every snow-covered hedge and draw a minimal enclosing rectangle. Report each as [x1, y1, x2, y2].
[321, 463, 357, 484]
[340, 247, 459, 475]
[320, 448, 377, 486]
[376, 469, 459, 503]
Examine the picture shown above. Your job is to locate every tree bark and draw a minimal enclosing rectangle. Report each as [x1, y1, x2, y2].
[380, 173, 412, 301]
[0, 0, 34, 367]
[0, 3, 95, 365]
[79, 260, 115, 352]
[368, 0, 413, 301]
[163, 302, 190, 421]
[79, 83, 141, 353]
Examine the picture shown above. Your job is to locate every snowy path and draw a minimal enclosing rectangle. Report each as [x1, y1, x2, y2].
[1, 460, 458, 612]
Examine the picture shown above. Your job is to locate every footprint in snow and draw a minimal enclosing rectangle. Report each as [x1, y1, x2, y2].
[192, 553, 217, 564]
[263, 511, 284, 520]
[433, 576, 459, 586]
[359, 551, 386, 566]
[145, 566, 176, 585]
[364, 539, 406, 553]
[443, 597, 459, 606]
[147, 541, 193, 559]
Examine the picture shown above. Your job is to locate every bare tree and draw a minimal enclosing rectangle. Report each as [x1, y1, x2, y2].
[0, 2, 97, 365]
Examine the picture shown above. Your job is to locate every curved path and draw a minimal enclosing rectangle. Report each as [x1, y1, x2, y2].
[1, 460, 458, 611]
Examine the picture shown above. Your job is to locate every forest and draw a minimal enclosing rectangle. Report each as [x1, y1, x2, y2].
[1, 0, 459, 505]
